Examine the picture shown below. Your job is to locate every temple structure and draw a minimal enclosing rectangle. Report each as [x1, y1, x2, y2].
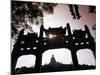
[11, 23, 95, 74]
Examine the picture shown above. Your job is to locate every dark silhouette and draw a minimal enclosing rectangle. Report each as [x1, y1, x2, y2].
[11, 23, 96, 74]
[88, 6, 96, 14]
[11, 23, 18, 38]
[68, 5, 81, 19]
[15, 56, 95, 74]
[11, 1, 57, 38]
[41, 56, 95, 72]
[50, 55, 56, 64]
[92, 24, 96, 30]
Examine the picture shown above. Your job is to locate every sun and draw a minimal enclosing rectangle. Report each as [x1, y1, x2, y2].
[49, 34, 54, 39]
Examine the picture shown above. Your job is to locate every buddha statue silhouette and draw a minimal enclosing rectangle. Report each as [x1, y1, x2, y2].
[50, 55, 56, 64]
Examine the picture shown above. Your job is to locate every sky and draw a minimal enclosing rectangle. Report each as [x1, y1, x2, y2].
[15, 3, 96, 68]
[16, 48, 95, 68]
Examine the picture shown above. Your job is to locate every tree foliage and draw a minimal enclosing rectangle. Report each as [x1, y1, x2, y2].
[11, 1, 57, 38]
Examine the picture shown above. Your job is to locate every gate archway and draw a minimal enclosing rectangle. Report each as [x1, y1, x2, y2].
[42, 48, 73, 65]
[11, 24, 96, 74]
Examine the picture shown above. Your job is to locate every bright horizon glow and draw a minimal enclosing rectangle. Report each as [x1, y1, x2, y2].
[16, 48, 95, 68]
[42, 48, 73, 65]
[77, 49, 95, 66]
[16, 55, 36, 68]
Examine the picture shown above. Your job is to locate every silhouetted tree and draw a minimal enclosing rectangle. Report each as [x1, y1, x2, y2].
[92, 24, 96, 30]
[11, 1, 57, 39]
[88, 6, 96, 14]
[68, 5, 81, 19]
